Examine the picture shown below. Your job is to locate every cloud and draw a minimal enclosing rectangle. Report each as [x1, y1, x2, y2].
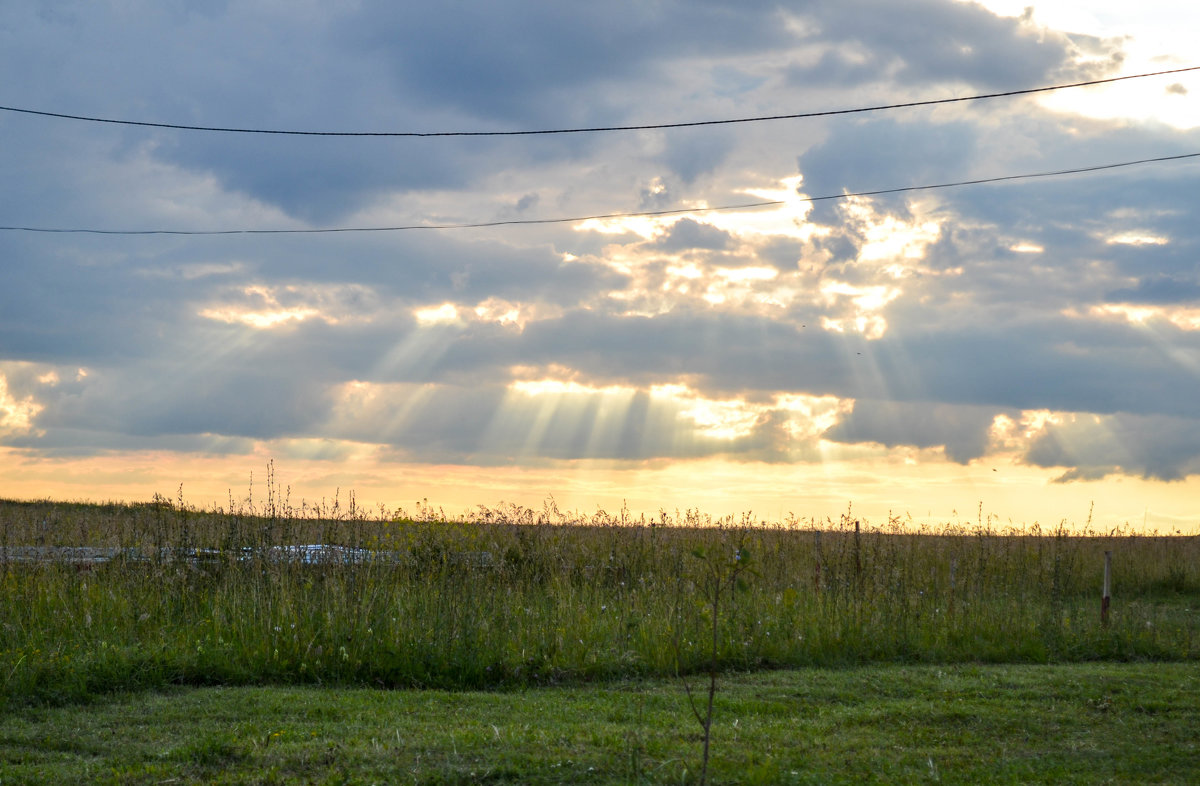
[337, 1, 794, 124]
[1105, 275, 1200, 305]
[796, 118, 977, 227]
[790, 0, 1121, 89]
[3, 0, 1199, 495]
[1023, 413, 1200, 481]
[823, 399, 1005, 463]
[650, 218, 733, 252]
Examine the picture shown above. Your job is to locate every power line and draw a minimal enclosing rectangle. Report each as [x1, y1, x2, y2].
[2, 66, 1197, 138]
[3, 152, 1196, 236]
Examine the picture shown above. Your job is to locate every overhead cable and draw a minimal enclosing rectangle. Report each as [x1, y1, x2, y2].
[3, 152, 1196, 236]
[1, 66, 1197, 138]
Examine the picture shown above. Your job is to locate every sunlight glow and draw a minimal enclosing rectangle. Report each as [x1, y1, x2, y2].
[198, 284, 376, 330]
[328, 380, 440, 443]
[577, 175, 820, 242]
[989, 411, 1060, 456]
[0, 375, 43, 435]
[666, 263, 704, 280]
[512, 379, 637, 398]
[201, 306, 320, 329]
[572, 173, 954, 328]
[668, 397, 759, 441]
[822, 315, 890, 340]
[988, 409, 1068, 452]
[729, 174, 818, 237]
[989, 413, 1020, 449]
[1009, 243, 1044, 254]
[2, 446, 1195, 534]
[775, 393, 854, 440]
[973, 1, 1200, 129]
[482, 375, 642, 460]
[414, 303, 460, 325]
[1089, 304, 1200, 332]
[576, 213, 692, 239]
[819, 282, 900, 339]
[715, 266, 778, 283]
[1106, 233, 1169, 247]
[857, 216, 941, 264]
[474, 302, 520, 326]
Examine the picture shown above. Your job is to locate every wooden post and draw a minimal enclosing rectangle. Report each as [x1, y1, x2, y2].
[1101, 550, 1112, 627]
[813, 530, 823, 593]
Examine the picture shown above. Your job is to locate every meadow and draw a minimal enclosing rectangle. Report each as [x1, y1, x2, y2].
[2, 484, 1197, 710]
[5, 663, 1198, 784]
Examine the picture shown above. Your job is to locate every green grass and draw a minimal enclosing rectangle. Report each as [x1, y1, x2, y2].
[2, 492, 1198, 783]
[1, 662, 1197, 784]
[1, 495, 1198, 709]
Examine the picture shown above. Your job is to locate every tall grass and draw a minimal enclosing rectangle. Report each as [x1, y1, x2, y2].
[1, 487, 1197, 708]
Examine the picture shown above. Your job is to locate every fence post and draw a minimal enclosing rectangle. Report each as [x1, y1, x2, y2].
[1101, 550, 1112, 627]
[813, 530, 823, 593]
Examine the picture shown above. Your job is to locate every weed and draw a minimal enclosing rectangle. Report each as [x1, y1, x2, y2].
[0, 482, 1196, 713]
[673, 527, 753, 785]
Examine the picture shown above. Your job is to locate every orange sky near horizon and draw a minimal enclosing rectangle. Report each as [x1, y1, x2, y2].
[2, 447, 1196, 535]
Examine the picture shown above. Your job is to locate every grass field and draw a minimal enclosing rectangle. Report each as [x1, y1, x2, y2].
[2, 662, 1197, 784]
[1, 492, 1197, 782]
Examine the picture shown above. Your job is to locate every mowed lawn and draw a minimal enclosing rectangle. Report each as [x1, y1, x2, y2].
[2, 661, 1197, 785]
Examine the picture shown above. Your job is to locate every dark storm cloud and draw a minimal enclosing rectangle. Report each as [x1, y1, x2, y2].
[0, 236, 209, 364]
[756, 237, 808, 272]
[249, 232, 626, 306]
[160, 136, 481, 223]
[862, 318, 1200, 421]
[1, 2, 574, 222]
[1, 0, 1109, 224]
[791, 0, 1118, 89]
[1105, 275, 1200, 305]
[146, 0, 796, 220]
[4, 429, 256, 460]
[29, 341, 338, 443]
[10, 0, 1100, 224]
[650, 219, 733, 252]
[823, 399, 1005, 463]
[1024, 414, 1200, 482]
[0, 225, 628, 371]
[657, 127, 740, 184]
[559, 309, 1194, 422]
[338, 1, 793, 125]
[798, 117, 976, 209]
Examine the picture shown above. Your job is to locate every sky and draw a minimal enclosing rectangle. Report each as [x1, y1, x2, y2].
[1, 1, 1198, 531]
